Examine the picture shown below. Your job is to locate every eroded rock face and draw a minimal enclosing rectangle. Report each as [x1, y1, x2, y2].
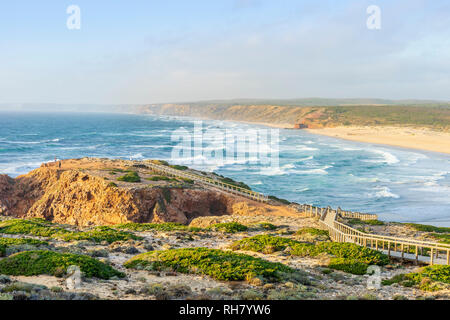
[0, 160, 235, 226]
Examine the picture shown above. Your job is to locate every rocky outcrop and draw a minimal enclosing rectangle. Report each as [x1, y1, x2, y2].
[0, 159, 243, 226]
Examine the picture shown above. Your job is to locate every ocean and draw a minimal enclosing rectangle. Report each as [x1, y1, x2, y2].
[1, 111, 449, 226]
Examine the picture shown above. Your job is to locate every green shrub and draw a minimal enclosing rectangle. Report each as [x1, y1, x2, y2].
[268, 195, 291, 205]
[347, 219, 384, 226]
[55, 226, 141, 244]
[405, 223, 450, 233]
[429, 233, 450, 244]
[0, 250, 125, 279]
[150, 160, 169, 166]
[0, 219, 70, 238]
[180, 178, 194, 184]
[146, 176, 174, 182]
[254, 222, 277, 231]
[113, 222, 203, 233]
[117, 171, 141, 183]
[296, 228, 329, 237]
[291, 242, 389, 266]
[124, 247, 293, 281]
[209, 222, 248, 233]
[327, 258, 368, 275]
[218, 177, 251, 190]
[169, 165, 188, 171]
[0, 237, 48, 257]
[231, 234, 298, 253]
[107, 182, 118, 188]
[383, 266, 450, 291]
[231, 235, 389, 266]
[295, 228, 330, 242]
[2, 282, 47, 293]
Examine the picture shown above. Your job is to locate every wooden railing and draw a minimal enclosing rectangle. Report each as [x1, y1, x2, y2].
[317, 209, 450, 266]
[294, 204, 378, 221]
[141, 161, 269, 202]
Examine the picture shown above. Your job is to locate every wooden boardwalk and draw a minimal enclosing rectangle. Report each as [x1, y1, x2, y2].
[311, 206, 450, 266]
[142, 161, 269, 202]
[138, 160, 449, 266]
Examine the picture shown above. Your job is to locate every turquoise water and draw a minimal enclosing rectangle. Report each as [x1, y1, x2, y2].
[1, 111, 449, 226]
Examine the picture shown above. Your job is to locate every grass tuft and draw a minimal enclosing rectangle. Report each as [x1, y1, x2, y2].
[54, 226, 141, 244]
[117, 171, 141, 183]
[209, 222, 248, 233]
[113, 222, 203, 233]
[382, 265, 450, 291]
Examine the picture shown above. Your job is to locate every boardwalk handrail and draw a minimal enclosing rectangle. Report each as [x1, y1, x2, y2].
[315, 208, 450, 265]
[295, 204, 378, 221]
[141, 161, 269, 202]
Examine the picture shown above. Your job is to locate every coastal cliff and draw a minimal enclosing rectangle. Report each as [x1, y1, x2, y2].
[134, 102, 450, 131]
[0, 158, 297, 226]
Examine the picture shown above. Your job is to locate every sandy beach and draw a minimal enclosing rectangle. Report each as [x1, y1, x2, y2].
[307, 126, 450, 155]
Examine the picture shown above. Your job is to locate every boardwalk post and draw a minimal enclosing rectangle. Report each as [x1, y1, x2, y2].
[415, 246, 419, 265]
[388, 241, 391, 257]
[430, 248, 434, 265]
[401, 244, 404, 261]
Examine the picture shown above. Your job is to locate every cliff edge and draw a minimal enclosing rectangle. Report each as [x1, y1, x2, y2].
[0, 158, 297, 226]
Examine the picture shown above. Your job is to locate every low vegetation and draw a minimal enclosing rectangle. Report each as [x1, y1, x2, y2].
[296, 227, 329, 237]
[231, 234, 299, 253]
[211, 173, 251, 190]
[0, 219, 140, 244]
[295, 227, 330, 242]
[145, 176, 175, 182]
[0, 250, 125, 279]
[117, 171, 141, 183]
[113, 222, 202, 233]
[429, 233, 450, 244]
[54, 226, 141, 244]
[208, 222, 248, 233]
[347, 219, 384, 226]
[268, 195, 291, 205]
[383, 265, 450, 291]
[169, 165, 188, 171]
[0, 218, 70, 238]
[253, 222, 277, 231]
[327, 258, 369, 275]
[405, 223, 450, 234]
[231, 235, 389, 274]
[0, 237, 49, 257]
[124, 247, 293, 281]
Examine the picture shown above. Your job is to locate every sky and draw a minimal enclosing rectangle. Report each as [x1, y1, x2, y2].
[0, 0, 449, 104]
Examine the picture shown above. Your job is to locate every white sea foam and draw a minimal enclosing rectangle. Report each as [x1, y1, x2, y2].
[368, 187, 400, 199]
[364, 149, 400, 165]
[293, 165, 332, 175]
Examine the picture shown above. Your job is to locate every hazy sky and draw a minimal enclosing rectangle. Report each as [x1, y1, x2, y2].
[0, 0, 449, 104]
